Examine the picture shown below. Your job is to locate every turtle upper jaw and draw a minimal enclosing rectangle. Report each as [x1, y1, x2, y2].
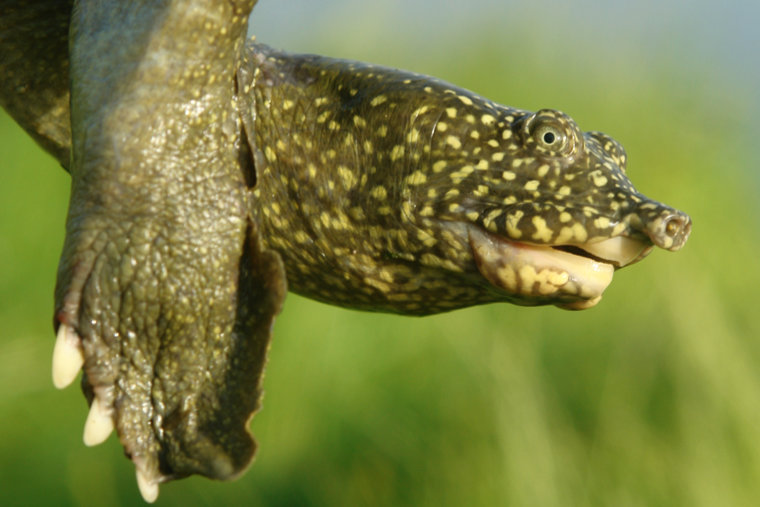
[468, 225, 655, 310]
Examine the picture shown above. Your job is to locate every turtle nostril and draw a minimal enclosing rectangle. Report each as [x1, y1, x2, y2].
[664, 216, 683, 237]
[656, 212, 692, 251]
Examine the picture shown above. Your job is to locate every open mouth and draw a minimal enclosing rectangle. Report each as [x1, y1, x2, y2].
[468, 226, 653, 310]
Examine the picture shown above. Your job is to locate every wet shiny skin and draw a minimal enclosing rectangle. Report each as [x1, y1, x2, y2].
[1, 0, 690, 501]
[241, 44, 690, 314]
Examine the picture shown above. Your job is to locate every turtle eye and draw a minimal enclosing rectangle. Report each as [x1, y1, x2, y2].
[520, 109, 582, 159]
[534, 124, 566, 151]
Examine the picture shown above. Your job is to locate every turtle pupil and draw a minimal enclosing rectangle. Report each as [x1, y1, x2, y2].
[543, 131, 556, 144]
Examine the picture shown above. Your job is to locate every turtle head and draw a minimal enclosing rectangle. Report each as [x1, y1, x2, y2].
[409, 101, 691, 309]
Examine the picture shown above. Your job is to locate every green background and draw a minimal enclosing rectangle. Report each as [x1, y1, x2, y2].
[1, 1, 759, 505]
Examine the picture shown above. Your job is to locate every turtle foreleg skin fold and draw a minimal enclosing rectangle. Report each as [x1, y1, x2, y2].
[49, 0, 286, 502]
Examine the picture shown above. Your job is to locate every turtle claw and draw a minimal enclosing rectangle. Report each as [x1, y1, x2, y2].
[82, 396, 114, 447]
[135, 466, 159, 503]
[52, 323, 84, 389]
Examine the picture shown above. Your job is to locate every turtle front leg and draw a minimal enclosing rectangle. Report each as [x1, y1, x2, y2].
[53, 0, 284, 501]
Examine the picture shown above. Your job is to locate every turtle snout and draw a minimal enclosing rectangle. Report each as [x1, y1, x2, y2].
[627, 201, 692, 251]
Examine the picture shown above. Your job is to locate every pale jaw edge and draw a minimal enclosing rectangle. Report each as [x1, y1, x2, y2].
[469, 228, 652, 309]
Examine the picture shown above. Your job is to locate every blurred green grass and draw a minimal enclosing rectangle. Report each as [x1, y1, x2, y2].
[2, 8, 760, 507]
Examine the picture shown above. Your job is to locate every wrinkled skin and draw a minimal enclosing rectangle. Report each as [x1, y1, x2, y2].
[0, 0, 690, 501]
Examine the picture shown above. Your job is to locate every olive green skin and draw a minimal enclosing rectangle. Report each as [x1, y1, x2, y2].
[59, 0, 283, 483]
[0, 0, 690, 491]
[242, 44, 689, 315]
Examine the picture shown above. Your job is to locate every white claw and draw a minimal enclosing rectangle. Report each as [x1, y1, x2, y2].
[52, 324, 84, 389]
[83, 396, 114, 446]
[136, 467, 159, 503]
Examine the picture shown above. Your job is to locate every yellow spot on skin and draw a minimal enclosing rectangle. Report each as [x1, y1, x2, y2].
[370, 95, 388, 106]
[338, 166, 357, 189]
[481, 114, 496, 126]
[496, 265, 517, 291]
[492, 152, 506, 162]
[412, 105, 430, 117]
[481, 215, 497, 232]
[594, 216, 611, 229]
[524, 180, 540, 191]
[405, 170, 427, 185]
[407, 128, 420, 143]
[433, 160, 447, 173]
[506, 210, 524, 238]
[314, 97, 328, 106]
[532, 216, 553, 242]
[377, 125, 388, 137]
[502, 130, 512, 140]
[476, 159, 489, 170]
[466, 211, 480, 221]
[572, 222, 588, 242]
[365, 277, 391, 293]
[283, 99, 294, 110]
[470, 131, 481, 140]
[536, 269, 569, 295]
[593, 174, 609, 187]
[458, 95, 473, 105]
[487, 139, 499, 148]
[370, 186, 387, 200]
[264, 146, 277, 162]
[446, 136, 462, 149]
[437, 122, 449, 132]
[475, 184, 489, 196]
[502, 171, 516, 180]
[559, 211, 572, 223]
[555, 226, 574, 244]
[420, 206, 435, 217]
[446, 107, 458, 118]
[558, 186, 571, 196]
[353, 115, 367, 128]
[448, 203, 462, 213]
[537, 164, 550, 177]
[391, 145, 405, 161]
[349, 207, 366, 221]
[612, 222, 627, 236]
[417, 229, 437, 247]
[316, 111, 330, 123]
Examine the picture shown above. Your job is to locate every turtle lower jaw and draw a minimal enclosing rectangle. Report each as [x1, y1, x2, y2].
[468, 226, 653, 310]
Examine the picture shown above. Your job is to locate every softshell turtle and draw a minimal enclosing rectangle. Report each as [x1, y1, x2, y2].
[0, 0, 691, 502]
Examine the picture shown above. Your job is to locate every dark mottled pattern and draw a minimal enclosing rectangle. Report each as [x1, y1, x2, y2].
[239, 44, 690, 315]
[55, 0, 283, 485]
[0, 0, 73, 166]
[0, 1, 691, 498]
